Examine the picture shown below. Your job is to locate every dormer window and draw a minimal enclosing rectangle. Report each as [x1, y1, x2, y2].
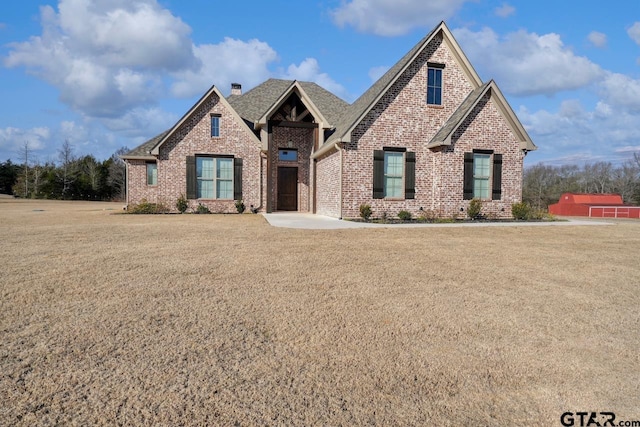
[427, 62, 445, 105]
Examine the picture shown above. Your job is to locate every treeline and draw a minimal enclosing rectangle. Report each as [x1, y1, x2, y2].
[523, 154, 640, 209]
[0, 141, 129, 201]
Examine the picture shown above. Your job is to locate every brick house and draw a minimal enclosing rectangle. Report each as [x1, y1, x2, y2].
[122, 21, 536, 218]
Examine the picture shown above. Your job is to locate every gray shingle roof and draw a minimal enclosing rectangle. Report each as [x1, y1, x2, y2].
[298, 81, 350, 126]
[227, 78, 349, 126]
[227, 79, 292, 124]
[428, 81, 491, 147]
[122, 130, 169, 159]
[125, 79, 350, 158]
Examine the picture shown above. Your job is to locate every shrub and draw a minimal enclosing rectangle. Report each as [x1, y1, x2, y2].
[176, 194, 188, 214]
[511, 202, 531, 220]
[398, 210, 412, 221]
[129, 199, 169, 214]
[530, 208, 549, 220]
[359, 204, 372, 221]
[467, 198, 483, 219]
[417, 209, 437, 222]
[195, 203, 211, 214]
[235, 199, 246, 214]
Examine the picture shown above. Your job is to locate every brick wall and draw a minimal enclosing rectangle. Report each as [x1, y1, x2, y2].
[340, 33, 524, 219]
[127, 92, 262, 213]
[127, 160, 160, 205]
[315, 150, 341, 217]
[436, 93, 524, 218]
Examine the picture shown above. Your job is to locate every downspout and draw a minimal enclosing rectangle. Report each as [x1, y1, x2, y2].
[338, 142, 344, 219]
[254, 152, 266, 213]
[125, 161, 129, 208]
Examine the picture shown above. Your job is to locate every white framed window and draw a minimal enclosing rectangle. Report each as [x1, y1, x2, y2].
[384, 151, 404, 198]
[146, 162, 157, 186]
[196, 156, 233, 199]
[473, 153, 491, 199]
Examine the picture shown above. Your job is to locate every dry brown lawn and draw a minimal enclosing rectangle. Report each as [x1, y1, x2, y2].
[1, 199, 639, 426]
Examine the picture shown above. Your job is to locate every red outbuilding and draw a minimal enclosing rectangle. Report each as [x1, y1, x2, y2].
[548, 193, 640, 218]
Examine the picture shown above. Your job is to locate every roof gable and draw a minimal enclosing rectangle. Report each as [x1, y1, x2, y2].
[325, 21, 481, 147]
[227, 79, 349, 129]
[256, 81, 330, 128]
[146, 85, 260, 156]
[427, 80, 536, 152]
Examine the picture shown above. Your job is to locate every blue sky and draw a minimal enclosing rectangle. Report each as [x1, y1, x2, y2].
[1, 0, 640, 166]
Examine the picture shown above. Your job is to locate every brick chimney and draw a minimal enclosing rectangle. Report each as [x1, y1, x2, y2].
[231, 83, 242, 96]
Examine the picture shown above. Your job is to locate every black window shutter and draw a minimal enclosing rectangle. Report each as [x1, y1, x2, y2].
[463, 152, 474, 200]
[405, 151, 416, 199]
[373, 150, 384, 199]
[186, 156, 196, 199]
[234, 157, 243, 200]
[492, 154, 502, 200]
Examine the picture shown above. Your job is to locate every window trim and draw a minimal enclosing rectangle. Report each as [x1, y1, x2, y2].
[210, 114, 221, 138]
[383, 151, 405, 199]
[472, 153, 491, 200]
[146, 161, 157, 186]
[195, 155, 234, 200]
[427, 64, 444, 106]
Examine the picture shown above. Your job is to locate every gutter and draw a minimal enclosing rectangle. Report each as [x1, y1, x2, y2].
[311, 139, 340, 159]
[119, 155, 156, 161]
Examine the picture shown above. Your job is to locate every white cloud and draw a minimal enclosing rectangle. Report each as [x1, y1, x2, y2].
[330, 0, 470, 36]
[4, 0, 196, 118]
[100, 107, 177, 137]
[519, 100, 640, 164]
[599, 72, 640, 112]
[614, 145, 640, 154]
[495, 3, 515, 18]
[627, 22, 640, 45]
[0, 126, 51, 159]
[368, 66, 390, 82]
[587, 31, 607, 48]
[171, 38, 278, 98]
[56, 0, 195, 70]
[282, 58, 351, 100]
[454, 27, 604, 96]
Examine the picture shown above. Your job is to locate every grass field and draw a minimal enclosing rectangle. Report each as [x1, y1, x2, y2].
[1, 199, 639, 426]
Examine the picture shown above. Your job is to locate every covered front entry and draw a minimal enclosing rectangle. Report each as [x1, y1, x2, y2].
[277, 167, 298, 211]
[265, 89, 321, 213]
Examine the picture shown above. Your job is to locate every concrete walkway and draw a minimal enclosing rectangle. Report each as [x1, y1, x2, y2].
[262, 212, 614, 230]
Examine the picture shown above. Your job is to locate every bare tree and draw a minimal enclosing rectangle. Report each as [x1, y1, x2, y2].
[57, 140, 76, 198]
[107, 147, 129, 201]
[18, 141, 30, 198]
[82, 155, 101, 193]
[612, 159, 640, 203]
[31, 156, 43, 198]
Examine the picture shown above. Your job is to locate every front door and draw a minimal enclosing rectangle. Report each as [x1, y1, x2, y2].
[277, 167, 298, 211]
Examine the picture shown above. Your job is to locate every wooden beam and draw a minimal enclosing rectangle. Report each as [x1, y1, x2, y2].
[297, 109, 310, 121]
[270, 120, 317, 129]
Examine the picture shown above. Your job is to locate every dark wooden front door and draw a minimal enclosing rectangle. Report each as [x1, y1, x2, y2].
[277, 167, 298, 211]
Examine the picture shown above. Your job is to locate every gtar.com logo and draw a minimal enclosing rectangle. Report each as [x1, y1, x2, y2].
[560, 412, 616, 427]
